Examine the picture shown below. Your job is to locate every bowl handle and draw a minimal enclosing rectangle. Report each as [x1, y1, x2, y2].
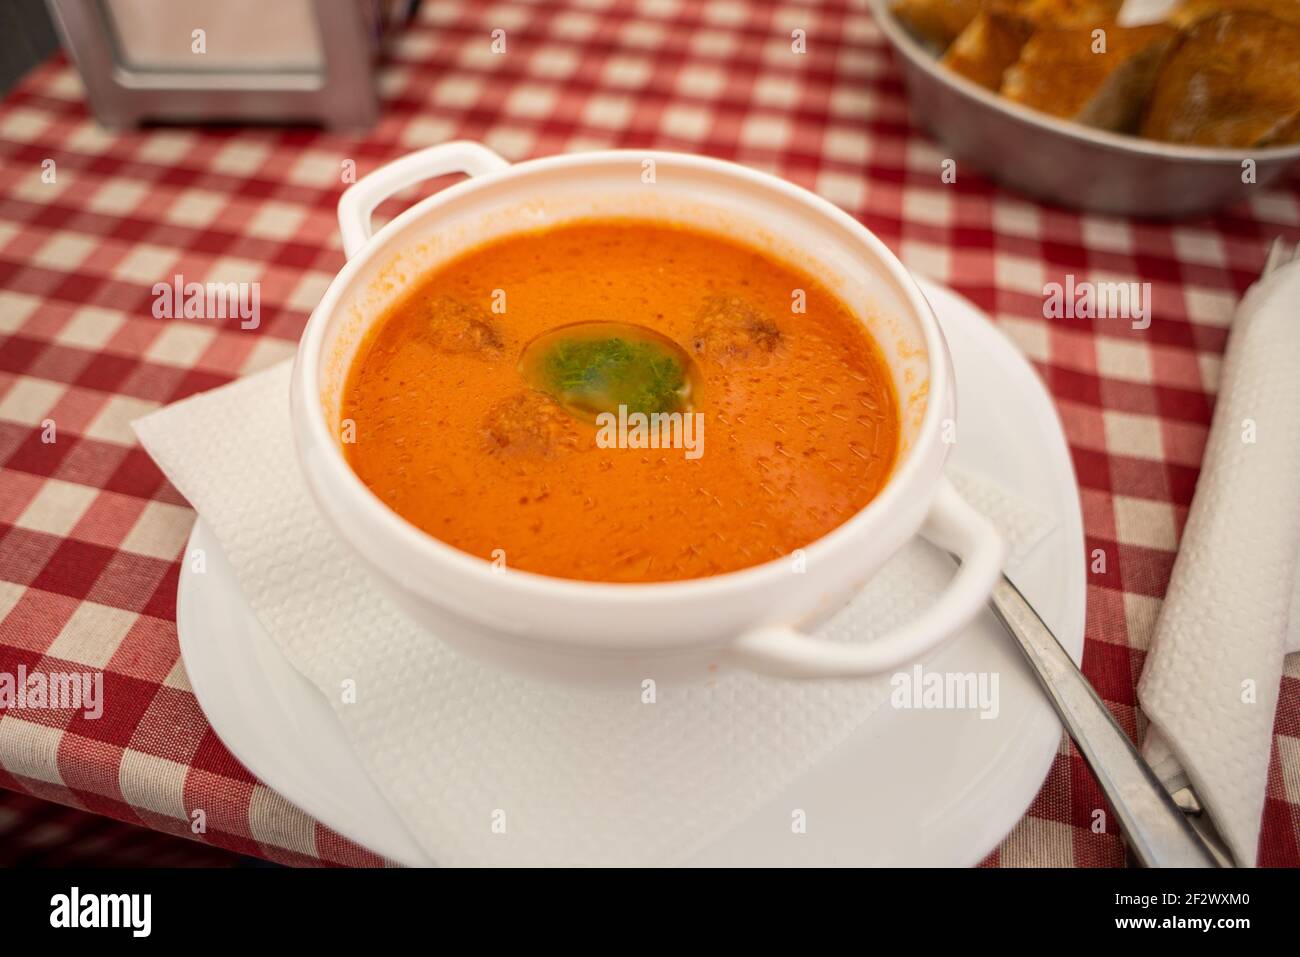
[337, 141, 511, 260]
[729, 477, 1006, 678]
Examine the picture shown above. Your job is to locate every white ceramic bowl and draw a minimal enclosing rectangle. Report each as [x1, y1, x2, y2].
[290, 141, 1005, 685]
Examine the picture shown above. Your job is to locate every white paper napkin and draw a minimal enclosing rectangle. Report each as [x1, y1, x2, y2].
[135, 361, 1053, 866]
[1138, 259, 1300, 868]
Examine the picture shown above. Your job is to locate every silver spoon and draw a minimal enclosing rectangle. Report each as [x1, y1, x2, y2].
[988, 573, 1225, 867]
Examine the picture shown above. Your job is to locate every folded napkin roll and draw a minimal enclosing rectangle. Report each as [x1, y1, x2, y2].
[1138, 259, 1300, 867]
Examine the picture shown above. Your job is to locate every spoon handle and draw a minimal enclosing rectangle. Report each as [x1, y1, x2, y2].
[988, 573, 1224, 868]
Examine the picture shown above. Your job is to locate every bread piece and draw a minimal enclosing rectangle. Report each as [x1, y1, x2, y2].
[942, 11, 1036, 88]
[889, 0, 1122, 52]
[1168, 0, 1300, 27]
[1006, 0, 1124, 23]
[1001, 22, 1176, 130]
[1141, 11, 1300, 146]
[1257, 107, 1300, 146]
[891, 0, 988, 48]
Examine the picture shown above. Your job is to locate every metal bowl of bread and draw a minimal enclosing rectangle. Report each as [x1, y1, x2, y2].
[871, 0, 1300, 217]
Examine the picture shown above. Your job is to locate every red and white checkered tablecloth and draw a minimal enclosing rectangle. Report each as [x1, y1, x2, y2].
[0, 0, 1297, 868]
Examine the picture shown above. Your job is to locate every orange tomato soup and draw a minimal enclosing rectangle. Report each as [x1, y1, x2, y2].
[341, 220, 900, 583]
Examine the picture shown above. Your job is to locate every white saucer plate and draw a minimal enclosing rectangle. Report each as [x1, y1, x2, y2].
[177, 277, 1085, 867]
